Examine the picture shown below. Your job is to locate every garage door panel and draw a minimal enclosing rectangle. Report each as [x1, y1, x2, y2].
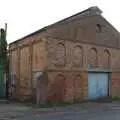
[88, 73, 98, 99]
[98, 73, 108, 98]
[88, 73, 109, 100]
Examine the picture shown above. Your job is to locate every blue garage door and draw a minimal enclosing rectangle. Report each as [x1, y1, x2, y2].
[88, 73, 109, 100]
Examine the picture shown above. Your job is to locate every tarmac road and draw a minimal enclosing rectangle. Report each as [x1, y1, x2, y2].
[17, 102, 120, 120]
[18, 109, 120, 120]
[0, 101, 120, 120]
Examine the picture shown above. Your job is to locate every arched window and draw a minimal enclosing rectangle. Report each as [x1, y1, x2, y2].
[48, 74, 66, 101]
[104, 50, 110, 68]
[96, 24, 102, 33]
[74, 75, 82, 100]
[88, 48, 98, 67]
[55, 43, 65, 66]
[73, 45, 83, 67]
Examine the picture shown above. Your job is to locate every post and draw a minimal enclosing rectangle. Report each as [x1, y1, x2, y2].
[5, 23, 7, 40]
[36, 72, 43, 106]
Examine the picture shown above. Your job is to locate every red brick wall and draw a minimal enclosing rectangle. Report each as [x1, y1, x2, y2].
[47, 71, 88, 102]
[112, 72, 120, 97]
[9, 13, 120, 102]
[46, 38, 120, 71]
[46, 15, 119, 48]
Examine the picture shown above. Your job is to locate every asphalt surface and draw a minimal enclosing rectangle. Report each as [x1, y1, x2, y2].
[19, 110, 120, 120]
[18, 102, 120, 120]
[1, 101, 120, 120]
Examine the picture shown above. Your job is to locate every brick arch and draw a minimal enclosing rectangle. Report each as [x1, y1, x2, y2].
[73, 75, 82, 100]
[48, 74, 66, 101]
[88, 48, 98, 67]
[73, 45, 83, 67]
[104, 49, 110, 68]
[55, 43, 66, 66]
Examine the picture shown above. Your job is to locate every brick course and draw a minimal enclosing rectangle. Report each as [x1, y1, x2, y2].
[8, 7, 120, 102]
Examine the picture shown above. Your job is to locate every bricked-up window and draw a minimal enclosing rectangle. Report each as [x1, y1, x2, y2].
[74, 75, 82, 100]
[48, 74, 66, 101]
[55, 43, 65, 66]
[88, 48, 98, 68]
[96, 24, 102, 33]
[73, 45, 83, 67]
[104, 50, 110, 68]
[76, 27, 83, 41]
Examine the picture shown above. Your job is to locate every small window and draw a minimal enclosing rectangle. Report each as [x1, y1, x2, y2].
[96, 24, 102, 33]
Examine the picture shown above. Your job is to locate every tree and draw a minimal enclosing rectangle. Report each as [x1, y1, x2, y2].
[0, 28, 7, 68]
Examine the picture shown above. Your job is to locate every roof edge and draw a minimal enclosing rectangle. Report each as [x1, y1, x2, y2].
[9, 6, 102, 45]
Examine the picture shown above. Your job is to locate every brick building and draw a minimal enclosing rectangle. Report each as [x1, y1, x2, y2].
[9, 6, 120, 102]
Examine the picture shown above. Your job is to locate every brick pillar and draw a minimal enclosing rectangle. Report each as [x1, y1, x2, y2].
[81, 72, 88, 100]
[111, 72, 120, 98]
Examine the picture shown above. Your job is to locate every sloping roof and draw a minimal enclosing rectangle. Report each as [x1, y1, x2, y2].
[10, 6, 102, 45]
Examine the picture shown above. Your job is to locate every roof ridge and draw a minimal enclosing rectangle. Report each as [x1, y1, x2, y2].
[9, 6, 102, 45]
[52, 6, 102, 25]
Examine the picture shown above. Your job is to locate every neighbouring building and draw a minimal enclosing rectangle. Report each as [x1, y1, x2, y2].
[9, 6, 120, 102]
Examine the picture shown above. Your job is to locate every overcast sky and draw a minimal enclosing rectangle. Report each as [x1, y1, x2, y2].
[0, 0, 120, 43]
